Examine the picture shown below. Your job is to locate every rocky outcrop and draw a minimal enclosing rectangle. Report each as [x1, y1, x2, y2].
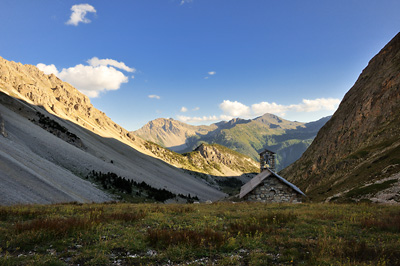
[192, 143, 259, 174]
[0, 113, 6, 137]
[280, 32, 400, 202]
[143, 141, 259, 177]
[0, 56, 139, 148]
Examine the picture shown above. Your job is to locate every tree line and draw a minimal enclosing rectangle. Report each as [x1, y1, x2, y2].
[86, 170, 199, 203]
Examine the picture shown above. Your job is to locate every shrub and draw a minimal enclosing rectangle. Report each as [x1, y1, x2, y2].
[104, 211, 147, 222]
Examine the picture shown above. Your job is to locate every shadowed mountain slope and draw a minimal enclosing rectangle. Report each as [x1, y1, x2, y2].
[0, 56, 227, 204]
[280, 32, 400, 203]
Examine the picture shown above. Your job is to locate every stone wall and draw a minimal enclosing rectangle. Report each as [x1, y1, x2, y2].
[244, 176, 302, 203]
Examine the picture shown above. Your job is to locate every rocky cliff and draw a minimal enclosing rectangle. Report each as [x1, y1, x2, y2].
[280, 32, 400, 203]
[0, 56, 140, 148]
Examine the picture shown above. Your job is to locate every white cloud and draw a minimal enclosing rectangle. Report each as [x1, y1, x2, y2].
[37, 63, 59, 75]
[219, 100, 251, 117]
[180, 106, 188, 112]
[192, 107, 200, 111]
[36, 57, 134, 98]
[148, 95, 161, 99]
[180, 0, 193, 5]
[177, 97, 341, 125]
[177, 115, 218, 123]
[66, 4, 97, 26]
[87, 57, 135, 73]
[204, 71, 216, 79]
[58, 65, 128, 97]
[293, 98, 341, 112]
[251, 102, 289, 116]
[251, 98, 341, 116]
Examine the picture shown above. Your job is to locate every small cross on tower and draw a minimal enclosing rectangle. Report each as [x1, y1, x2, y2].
[259, 149, 276, 173]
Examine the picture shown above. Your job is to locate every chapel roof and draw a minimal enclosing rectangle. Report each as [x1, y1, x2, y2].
[239, 168, 306, 199]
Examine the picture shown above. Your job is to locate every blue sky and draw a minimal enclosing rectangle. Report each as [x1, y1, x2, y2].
[1, 1, 400, 130]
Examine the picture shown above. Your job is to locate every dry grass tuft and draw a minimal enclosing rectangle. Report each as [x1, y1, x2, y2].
[333, 239, 400, 264]
[168, 205, 195, 214]
[361, 212, 400, 232]
[228, 220, 272, 235]
[256, 212, 298, 224]
[228, 211, 297, 235]
[147, 228, 225, 248]
[15, 217, 94, 236]
[105, 211, 147, 222]
[0, 207, 47, 221]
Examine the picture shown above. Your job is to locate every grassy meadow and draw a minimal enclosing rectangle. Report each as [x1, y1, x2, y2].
[0, 202, 399, 265]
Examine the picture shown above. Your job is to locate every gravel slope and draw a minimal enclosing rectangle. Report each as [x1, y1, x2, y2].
[0, 99, 225, 205]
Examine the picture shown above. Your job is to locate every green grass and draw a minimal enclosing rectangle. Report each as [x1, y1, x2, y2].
[0, 202, 399, 265]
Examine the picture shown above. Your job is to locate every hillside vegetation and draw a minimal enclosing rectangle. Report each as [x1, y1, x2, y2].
[142, 142, 259, 195]
[142, 142, 258, 177]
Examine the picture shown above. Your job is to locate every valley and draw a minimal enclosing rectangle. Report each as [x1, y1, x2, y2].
[1, 2, 400, 265]
[1, 32, 400, 206]
[135, 115, 330, 171]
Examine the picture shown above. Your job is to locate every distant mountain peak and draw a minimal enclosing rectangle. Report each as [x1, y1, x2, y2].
[135, 112, 329, 170]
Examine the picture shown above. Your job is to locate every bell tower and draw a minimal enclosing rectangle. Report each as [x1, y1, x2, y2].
[259, 149, 276, 173]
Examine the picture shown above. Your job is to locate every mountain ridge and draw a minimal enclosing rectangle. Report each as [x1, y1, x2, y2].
[135, 114, 331, 170]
